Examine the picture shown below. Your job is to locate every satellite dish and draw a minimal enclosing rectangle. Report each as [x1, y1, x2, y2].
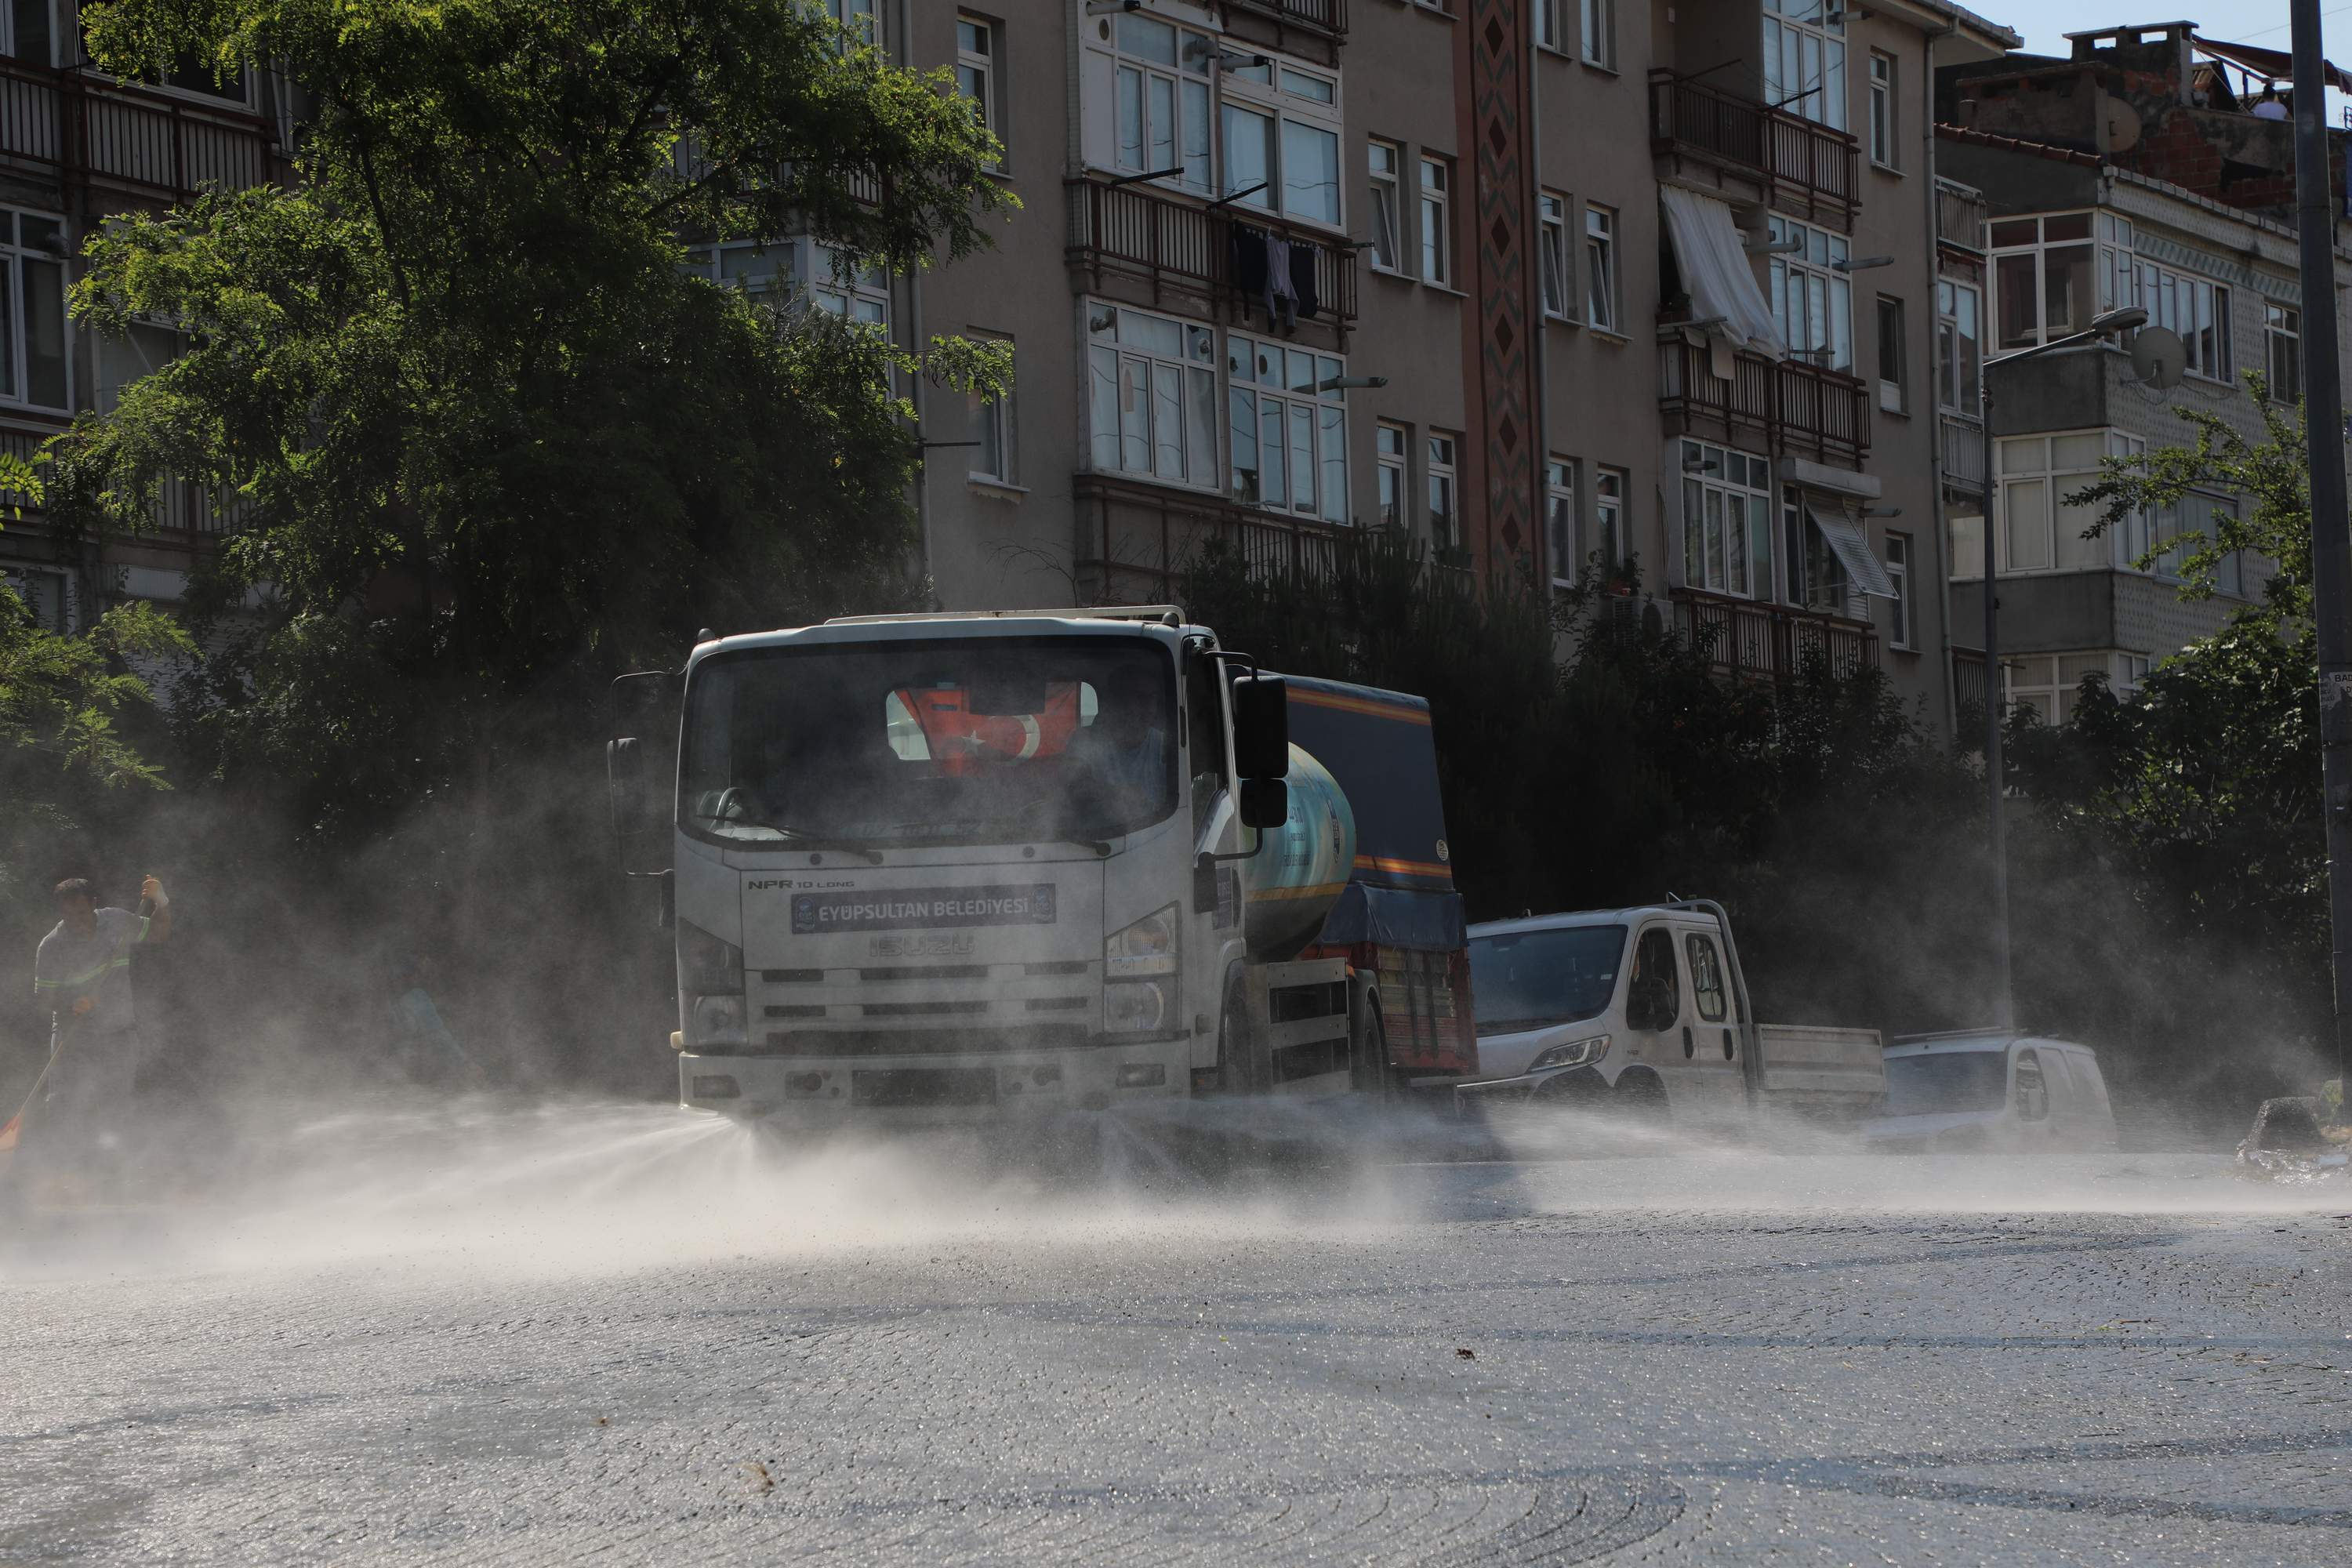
[2102, 102, 2142, 153]
[2131, 326, 2187, 390]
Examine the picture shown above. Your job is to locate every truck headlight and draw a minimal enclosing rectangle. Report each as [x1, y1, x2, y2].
[1105, 904, 1180, 978]
[1528, 1034, 1610, 1073]
[677, 919, 744, 997]
[1103, 981, 1170, 1033]
[689, 993, 748, 1050]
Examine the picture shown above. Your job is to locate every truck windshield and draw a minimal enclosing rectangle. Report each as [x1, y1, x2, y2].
[1882, 1051, 2010, 1114]
[1468, 925, 1627, 1036]
[680, 636, 1179, 846]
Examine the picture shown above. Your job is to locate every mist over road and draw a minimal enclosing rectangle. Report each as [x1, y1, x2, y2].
[4, 1102, 2348, 1565]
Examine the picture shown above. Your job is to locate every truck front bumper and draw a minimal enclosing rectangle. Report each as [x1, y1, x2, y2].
[1450, 1064, 1610, 1105]
[678, 1037, 1192, 1126]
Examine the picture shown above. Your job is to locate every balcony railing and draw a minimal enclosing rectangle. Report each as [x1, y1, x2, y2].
[1940, 413, 1987, 495]
[1658, 338, 1872, 463]
[1066, 176, 1359, 328]
[0, 59, 289, 201]
[1649, 71, 1857, 229]
[1222, 0, 1347, 39]
[1936, 176, 1987, 256]
[1953, 647, 1989, 720]
[1674, 586, 1878, 685]
[1074, 470, 1356, 601]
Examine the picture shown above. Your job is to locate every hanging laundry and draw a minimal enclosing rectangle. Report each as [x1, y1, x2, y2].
[1266, 234, 1298, 331]
[1229, 224, 1270, 325]
[1287, 241, 1319, 322]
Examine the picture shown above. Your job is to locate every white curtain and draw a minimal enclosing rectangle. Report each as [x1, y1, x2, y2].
[1659, 186, 1784, 358]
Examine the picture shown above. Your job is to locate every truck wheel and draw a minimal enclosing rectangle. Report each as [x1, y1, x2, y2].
[1351, 1007, 1396, 1105]
[1616, 1072, 1670, 1122]
[1215, 973, 1254, 1094]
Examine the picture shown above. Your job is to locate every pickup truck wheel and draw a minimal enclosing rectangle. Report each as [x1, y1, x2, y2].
[1616, 1072, 1670, 1121]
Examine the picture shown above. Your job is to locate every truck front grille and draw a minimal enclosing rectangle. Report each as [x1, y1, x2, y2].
[759, 1024, 1092, 1056]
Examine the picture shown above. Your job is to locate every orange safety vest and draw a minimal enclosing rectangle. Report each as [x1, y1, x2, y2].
[896, 684, 1080, 775]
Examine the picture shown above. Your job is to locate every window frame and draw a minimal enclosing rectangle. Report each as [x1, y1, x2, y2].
[955, 14, 1002, 170]
[1376, 421, 1409, 531]
[1936, 277, 1982, 412]
[1581, 0, 1617, 69]
[1537, 191, 1573, 319]
[1584, 201, 1619, 333]
[1219, 53, 1347, 229]
[1762, 0, 1847, 131]
[1768, 214, 1853, 372]
[3, 565, 67, 632]
[1679, 439, 1774, 601]
[1228, 331, 1352, 522]
[0, 206, 72, 414]
[2, 2, 59, 67]
[1419, 154, 1454, 288]
[1086, 299, 1221, 492]
[1885, 531, 1913, 648]
[1876, 293, 1906, 414]
[967, 331, 1016, 487]
[1367, 140, 1404, 274]
[1990, 429, 2146, 578]
[2265, 300, 2302, 404]
[1080, 9, 1219, 198]
[1427, 431, 1460, 551]
[1988, 210, 2100, 354]
[1544, 456, 1577, 587]
[1867, 50, 1897, 169]
[1595, 465, 1627, 569]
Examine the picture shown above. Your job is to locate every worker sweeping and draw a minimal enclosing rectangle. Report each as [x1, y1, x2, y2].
[1, 876, 172, 1201]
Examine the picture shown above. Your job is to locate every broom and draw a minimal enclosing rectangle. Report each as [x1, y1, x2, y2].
[0, 1045, 60, 1156]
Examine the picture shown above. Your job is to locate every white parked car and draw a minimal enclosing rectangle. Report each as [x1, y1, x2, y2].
[1862, 1033, 2118, 1152]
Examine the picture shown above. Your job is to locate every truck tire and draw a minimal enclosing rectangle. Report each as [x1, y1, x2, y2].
[1350, 1005, 1396, 1105]
[1215, 972, 1254, 1094]
[1616, 1070, 1670, 1122]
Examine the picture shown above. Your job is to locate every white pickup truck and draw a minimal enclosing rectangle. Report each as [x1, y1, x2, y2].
[1457, 901, 1885, 1124]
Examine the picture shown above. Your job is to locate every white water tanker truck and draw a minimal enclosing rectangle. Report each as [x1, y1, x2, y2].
[604, 607, 1479, 1123]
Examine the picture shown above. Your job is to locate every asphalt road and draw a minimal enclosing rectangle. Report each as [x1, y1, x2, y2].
[3, 1098, 2350, 1565]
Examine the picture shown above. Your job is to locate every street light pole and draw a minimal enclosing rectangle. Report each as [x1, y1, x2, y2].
[1976, 307, 2148, 1034]
[2290, 0, 2352, 1098]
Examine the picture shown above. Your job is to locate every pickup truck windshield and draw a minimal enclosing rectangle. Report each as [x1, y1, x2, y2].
[1468, 925, 1627, 1037]
[1882, 1051, 2009, 1114]
[681, 637, 1179, 846]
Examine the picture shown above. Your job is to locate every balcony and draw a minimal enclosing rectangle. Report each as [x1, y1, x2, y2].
[1220, 0, 1347, 58]
[1940, 414, 1987, 495]
[1649, 71, 1857, 230]
[1936, 176, 1987, 259]
[1073, 470, 1356, 603]
[1952, 647, 1989, 724]
[0, 60, 289, 203]
[1674, 586, 1878, 685]
[1065, 176, 1359, 336]
[1658, 338, 1872, 464]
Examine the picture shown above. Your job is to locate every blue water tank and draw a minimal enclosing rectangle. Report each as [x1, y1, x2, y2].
[1241, 743, 1357, 960]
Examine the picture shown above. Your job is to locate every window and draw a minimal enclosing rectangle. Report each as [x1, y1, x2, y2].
[1936, 278, 1982, 411]
[2106, 249, 2231, 381]
[1685, 934, 1728, 1022]
[1581, 0, 1615, 68]
[1595, 466, 1626, 567]
[4, 1, 54, 64]
[1886, 532, 1913, 648]
[1629, 926, 1681, 1029]
[1989, 212, 2096, 351]
[1679, 440, 1773, 599]
[2266, 302, 2302, 404]
[1229, 334, 1349, 521]
[1782, 486, 1851, 613]
[956, 16, 1000, 165]
[1534, 0, 1563, 51]
[1377, 423, 1409, 529]
[0, 209, 68, 412]
[2129, 492, 2240, 588]
[1538, 192, 1571, 318]
[826, 0, 877, 47]
[2005, 652, 2140, 726]
[969, 335, 1014, 485]
[1762, 0, 1846, 130]
[1876, 295, 1905, 413]
[4, 567, 64, 631]
[1087, 302, 1218, 489]
[1221, 56, 1345, 224]
[1867, 51, 1896, 168]
[95, 318, 181, 416]
[1427, 433, 1459, 550]
[1420, 156, 1453, 286]
[1584, 202, 1618, 332]
[1767, 215, 1851, 372]
[1368, 141, 1403, 271]
[685, 238, 889, 327]
[1545, 457, 1577, 586]
[1991, 430, 2143, 575]
[1081, 10, 1215, 195]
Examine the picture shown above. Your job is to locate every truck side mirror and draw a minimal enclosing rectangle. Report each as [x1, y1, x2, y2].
[1232, 674, 1290, 780]
[606, 736, 670, 876]
[1239, 776, 1289, 830]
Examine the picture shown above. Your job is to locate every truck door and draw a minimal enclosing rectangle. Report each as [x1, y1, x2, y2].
[1624, 925, 1682, 1077]
[2011, 1047, 2053, 1144]
[1678, 926, 1744, 1114]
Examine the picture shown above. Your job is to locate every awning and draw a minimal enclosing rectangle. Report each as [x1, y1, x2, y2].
[1809, 506, 1897, 599]
[2193, 35, 2352, 95]
[1659, 186, 1783, 358]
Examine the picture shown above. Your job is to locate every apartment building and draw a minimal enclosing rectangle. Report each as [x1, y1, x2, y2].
[1936, 22, 2352, 722]
[862, 0, 2020, 733]
[0, 11, 295, 637]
